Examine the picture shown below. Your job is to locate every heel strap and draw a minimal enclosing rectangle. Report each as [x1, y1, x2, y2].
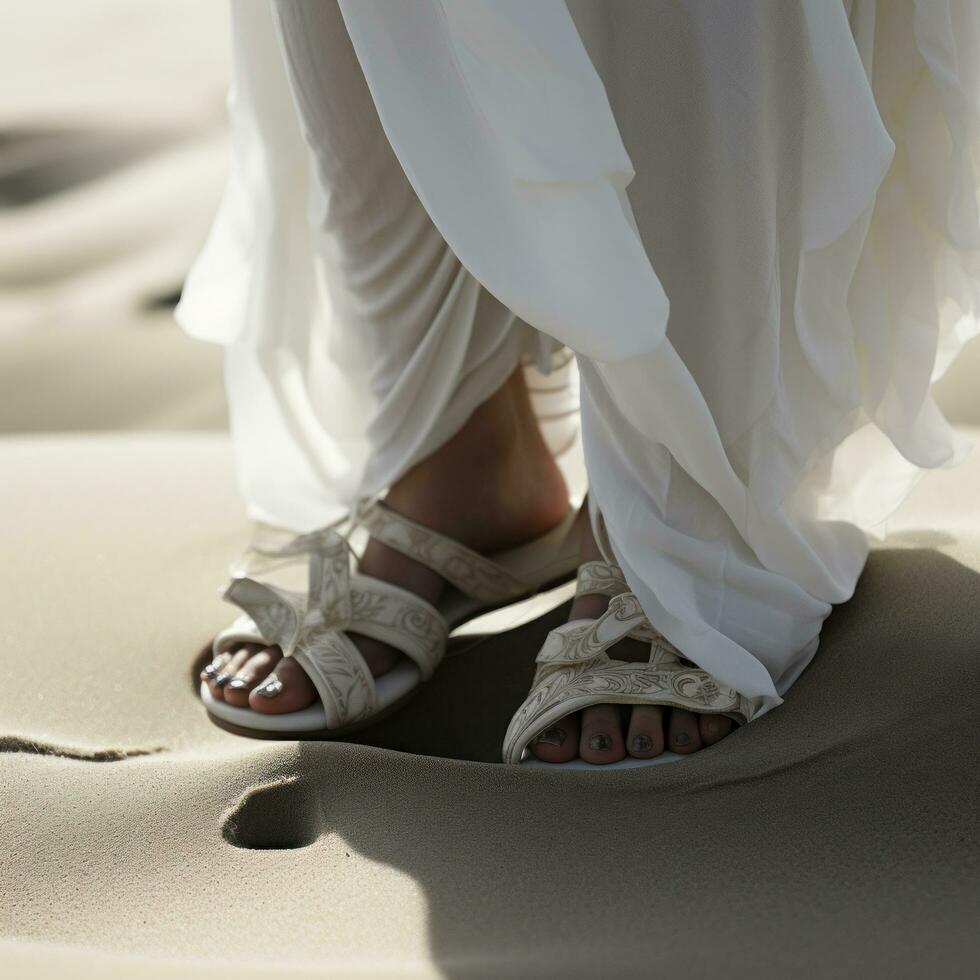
[359, 501, 530, 604]
[576, 560, 629, 599]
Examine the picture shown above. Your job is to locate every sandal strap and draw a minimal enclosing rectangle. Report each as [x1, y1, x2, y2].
[220, 525, 356, 656]
[215, 521, 450, 730]
[223, 572, 448, 668]
[345, 574, 447, 679]
[502, 657, 755, 764]
[502, 590, 758, 763]
[292, 630, 378, 730]
[575, 560, 629, 599]
[537, 593, 678, 665]
[359, 500, 530, 603]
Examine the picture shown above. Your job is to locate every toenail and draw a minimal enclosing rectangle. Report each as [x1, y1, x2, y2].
[673, 732, 690, 746]
[588, 733, 612, 752]
[535, 728, 566, 747]
[632, 734, 653, 754]
[213, 672, 233, 688]
[227, 676, 251, 690]
[254, 675, 283, 698]
[203, 654, 231, 679]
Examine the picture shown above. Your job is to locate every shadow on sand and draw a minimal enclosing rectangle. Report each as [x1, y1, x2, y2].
[221, 547, 980, 977]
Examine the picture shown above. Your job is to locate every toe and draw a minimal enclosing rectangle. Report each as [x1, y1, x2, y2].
[529, 712, 581, 763]
[206, 647, 251, 701]
[579, 704, 627, 764]
[626, 705, 665, 758]
[699, 713, 734, 746]
[248, 654, 318, 714]
[666, 708, 702, 754]
[222, 647, 282, 707]
[201, 650, 232, 684]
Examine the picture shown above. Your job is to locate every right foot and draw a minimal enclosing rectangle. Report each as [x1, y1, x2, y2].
[526, 512, 735, 765]
[525, 596, 734, 764]
[202, 367, 570, 714]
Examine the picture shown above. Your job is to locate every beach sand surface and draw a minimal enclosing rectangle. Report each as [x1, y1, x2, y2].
[1, 431, 979, 978]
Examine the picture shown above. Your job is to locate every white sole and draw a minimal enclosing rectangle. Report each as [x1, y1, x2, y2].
[200, 658, 419, 733]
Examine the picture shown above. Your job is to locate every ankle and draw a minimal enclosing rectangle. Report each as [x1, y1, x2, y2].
[384, 368, 569, 551]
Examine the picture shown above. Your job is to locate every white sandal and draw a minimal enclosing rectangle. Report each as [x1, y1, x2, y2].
[200, 500, 580, 738]
[503, 560, 757, 768]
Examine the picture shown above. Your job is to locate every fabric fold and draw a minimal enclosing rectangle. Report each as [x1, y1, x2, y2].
[336, 0, 671, 364]
[177, 0, 980, 715]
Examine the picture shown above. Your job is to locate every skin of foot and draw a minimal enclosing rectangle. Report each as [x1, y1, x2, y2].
[202, 367, 571, 715]
[528, 508, 734, 765]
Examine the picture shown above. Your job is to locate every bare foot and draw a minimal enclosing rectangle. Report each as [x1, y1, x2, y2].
[202, 367, 570, 713]
[528, 508, 734, 764]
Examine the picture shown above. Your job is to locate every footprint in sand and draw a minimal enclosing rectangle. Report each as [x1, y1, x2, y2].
[221, 775, 322, 850]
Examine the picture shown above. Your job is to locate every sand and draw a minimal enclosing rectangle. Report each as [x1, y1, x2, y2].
[1, 431, 978, 978]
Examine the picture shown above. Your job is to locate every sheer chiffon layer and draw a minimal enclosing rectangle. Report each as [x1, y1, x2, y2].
[176, 0, 577, 533]
[177, 0, 980, 714]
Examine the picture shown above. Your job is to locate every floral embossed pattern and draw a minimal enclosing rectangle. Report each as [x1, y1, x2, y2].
[360, 501, 531, 603]
[503, 564, 760, 763]
[220, 526, 448, 729]
[576, 559, 630, 600]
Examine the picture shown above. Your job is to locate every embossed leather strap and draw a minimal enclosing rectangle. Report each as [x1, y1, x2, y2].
[575, 560, 629, 599]
[293, 631, 377, 729]
[502, 591, 759, 763]
[218, 526, 449, 730]
[344, 574, 446, 680]
[359, 500, 531, 604]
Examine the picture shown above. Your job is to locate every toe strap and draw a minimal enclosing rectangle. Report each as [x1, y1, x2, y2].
[292, 631, 378, 730]
[215, 562, 449, 730]
[502, 598, 761, 764]
[290, 577, 449, 730]
[210, 517, 453, 732]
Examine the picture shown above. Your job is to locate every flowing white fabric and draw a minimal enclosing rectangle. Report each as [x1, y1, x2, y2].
[177, 0, 980, 717]
[175, 0, 578, 531]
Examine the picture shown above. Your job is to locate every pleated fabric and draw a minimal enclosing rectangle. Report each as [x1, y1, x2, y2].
[176, 0, 578, 533]
[176, 0, 980, 718]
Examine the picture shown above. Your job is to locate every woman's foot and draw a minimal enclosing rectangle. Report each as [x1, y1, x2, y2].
[528, 508, 734, 765]
[202, 367, 570, 714]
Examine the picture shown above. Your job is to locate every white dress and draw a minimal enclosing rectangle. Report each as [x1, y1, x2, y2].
[176, 0, 980, 721]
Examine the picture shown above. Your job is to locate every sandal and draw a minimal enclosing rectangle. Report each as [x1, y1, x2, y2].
[503, 560, 757, 767]
[200, 500, 580, 738]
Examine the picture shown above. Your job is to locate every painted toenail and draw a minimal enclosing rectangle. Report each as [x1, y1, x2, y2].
[588, 733, 612, 752]
[632, 734, 653, 754]
[203, 654, 231, 679]
[213, 672, 232, 688]
[536, 728, 566, 746]
[227, 676, 251, 690]
[254, 676, 283, 698]
[673, 732, 690, 746]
